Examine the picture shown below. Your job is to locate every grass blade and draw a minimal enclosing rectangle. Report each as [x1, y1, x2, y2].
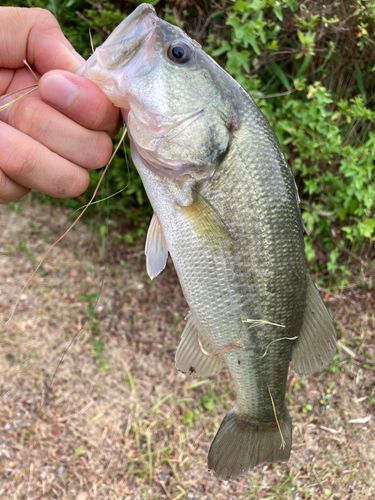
[355, 64, 366, 101]
[271, 62, 290, 90]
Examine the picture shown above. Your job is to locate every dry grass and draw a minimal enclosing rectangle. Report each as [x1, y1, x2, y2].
[0, 198, 374, 499]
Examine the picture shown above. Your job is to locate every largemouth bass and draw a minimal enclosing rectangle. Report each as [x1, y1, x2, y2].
[76, 4, 337, 479]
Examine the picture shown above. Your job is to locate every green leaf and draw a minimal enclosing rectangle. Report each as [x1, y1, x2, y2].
[337, 207, 347, 221]
[297, 29, 306, 44]
[360, 218, 375, 238]
[296, 54, 312, 77]
[355, 64, 366, 101]
[364, 218, 375, 229]
[212, 40, 231, 57]
[285, 0, 297, 11]
[270, 62, 290, 89]
[19, 240, 27, 252]
[234, 1, 248, 11]
[274, 6, 283, 21]
[203, 399, 214, 410]
[245, 34, 261, 55]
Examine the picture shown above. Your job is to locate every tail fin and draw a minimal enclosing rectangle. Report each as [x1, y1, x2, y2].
[208, 408, 292, 479]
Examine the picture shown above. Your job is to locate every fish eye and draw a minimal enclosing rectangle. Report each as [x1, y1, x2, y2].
[167, 41, 193, 64]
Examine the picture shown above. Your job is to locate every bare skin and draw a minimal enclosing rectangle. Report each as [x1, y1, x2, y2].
[0, 7, 121, 203]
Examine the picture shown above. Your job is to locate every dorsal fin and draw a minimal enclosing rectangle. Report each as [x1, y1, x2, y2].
[145, 213, 168, 280]
[292, 275, 337, 374]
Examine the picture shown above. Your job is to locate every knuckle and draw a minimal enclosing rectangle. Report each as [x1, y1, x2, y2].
[11, 99, 49, 141]
[84, 92, 119, 134]
[5, 145, 38, 181]
[0, 170, 29, 204]
[0, 170, 9, 198]
[31, 8, 59, 29]
[58, 169, 89, 198]
[88, 95, 108, 129]
[82, 133, 113, 169]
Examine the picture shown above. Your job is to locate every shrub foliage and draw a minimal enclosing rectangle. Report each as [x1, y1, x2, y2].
[5, 0, 375, 278]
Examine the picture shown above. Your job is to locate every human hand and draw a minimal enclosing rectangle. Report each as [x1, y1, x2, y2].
[0, 7, 121, 204]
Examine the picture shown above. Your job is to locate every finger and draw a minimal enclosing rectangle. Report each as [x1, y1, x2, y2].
[0, 121, 90, 198]
[0, 169, 30, 204]
[39, 70, 121, 137]
[0, 68, 38, 123]
[0, 7, 84, 74]
[0, 68, 15, 95]
[7, 88, 114, 170]
[2, 69, 115, 169]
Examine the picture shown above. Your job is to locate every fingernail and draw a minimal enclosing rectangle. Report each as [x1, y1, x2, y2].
[40, 74, 79, 109]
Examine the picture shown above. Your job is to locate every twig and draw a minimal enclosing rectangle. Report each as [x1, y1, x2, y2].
[89, 29, 95, 54]
[337, 340, 358, 359]
[0, 84, 38, 102]
[197, 335, 243, 357]
[320, 425, 342, 434]
[75, 11, 107, 37]
[0, 88, 37, 112]
[349, 416, 371, 424]
[23, 59, 39, 82]
[256, 89, 297, 99]
[337, 245, 367, 267]
[243, 319, 286, 328]
[267, 383, 286, 449]
[257, 336, 298, 360]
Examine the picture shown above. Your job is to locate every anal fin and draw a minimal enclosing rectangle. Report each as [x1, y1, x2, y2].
[175, 314, 223, 377]
[145, 213, 168, 280]
[292, 274, 337, 374]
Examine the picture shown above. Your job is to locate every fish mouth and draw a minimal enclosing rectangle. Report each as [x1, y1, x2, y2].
[76, 4, 158, 80]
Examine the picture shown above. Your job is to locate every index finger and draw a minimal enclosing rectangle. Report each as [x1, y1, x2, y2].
[0, 7, 84, 74]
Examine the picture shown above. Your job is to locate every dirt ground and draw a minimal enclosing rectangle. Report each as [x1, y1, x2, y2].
[0, 198, 374, 500]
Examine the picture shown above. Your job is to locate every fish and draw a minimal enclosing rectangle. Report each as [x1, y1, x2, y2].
[76, 3, 337, 479]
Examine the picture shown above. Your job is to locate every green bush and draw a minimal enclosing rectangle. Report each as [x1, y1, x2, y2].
[206, 0, 375, 279]
[4, 0, 375, 280]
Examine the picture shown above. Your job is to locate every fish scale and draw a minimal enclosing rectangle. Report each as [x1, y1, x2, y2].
[77, 3, 337, 479]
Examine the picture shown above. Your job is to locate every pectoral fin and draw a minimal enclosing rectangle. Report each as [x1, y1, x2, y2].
[175, 314, 223, 377]
[292, 275, 337, 374]
[145, 213, 168, 280]
[179, 190, 234, 250]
